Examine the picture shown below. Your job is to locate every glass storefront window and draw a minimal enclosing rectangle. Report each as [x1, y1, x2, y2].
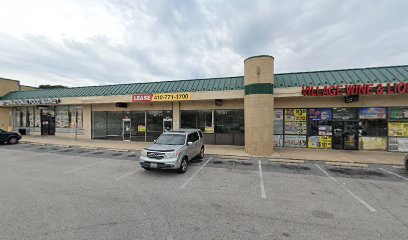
[389, 107, 408, 121]
[181, 111, 197, 129]
[56, 106, 69, 128]
[34, 107, 41, 127]
[28, 107, 34, 128]
[198, 110, 212, 132]
[106, 112, 123, 140]
[359, 120, 387, 137]
[92, 112, 107, 139]
[333, 108, 358, 120]
[146, 111, 172, 141]
[130, 111, 146, 141]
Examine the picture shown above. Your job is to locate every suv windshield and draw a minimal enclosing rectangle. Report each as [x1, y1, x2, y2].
[156, 134, 186, 145]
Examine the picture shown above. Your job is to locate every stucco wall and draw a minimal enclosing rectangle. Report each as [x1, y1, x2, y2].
[0, 107, 12, 131]
[0, 78, 19, 97]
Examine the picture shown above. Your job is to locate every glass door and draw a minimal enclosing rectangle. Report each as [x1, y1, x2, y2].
[343, 121, 359, 150]
[332, 122, 343, 149]
[122, 119, 131, 141]
[163, 117, 172, 131]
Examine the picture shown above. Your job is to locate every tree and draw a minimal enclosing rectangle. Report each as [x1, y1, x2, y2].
[38, 84, 67, 89]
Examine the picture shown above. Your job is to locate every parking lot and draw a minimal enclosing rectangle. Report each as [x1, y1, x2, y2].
[0, 143, 407, 240]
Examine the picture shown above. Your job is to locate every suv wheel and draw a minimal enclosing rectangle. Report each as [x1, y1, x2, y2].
[8, 137, 18, 144]
[199, 147, 205, 159]
[178, 157, 188, 174]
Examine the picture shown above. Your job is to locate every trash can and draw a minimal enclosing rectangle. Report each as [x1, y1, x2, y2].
[18, 128, 27, 135]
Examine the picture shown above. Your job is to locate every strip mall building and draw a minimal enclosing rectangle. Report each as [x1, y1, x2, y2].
[1, 55, 408, 155]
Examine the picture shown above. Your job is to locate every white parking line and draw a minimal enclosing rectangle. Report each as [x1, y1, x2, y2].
[258, 160, 267, 199]
[115, 169, 142, 180]
[378, 168, 408, 181]
[181, 157, 212, 189]
[65, 158, 111, 173]
[314, 164, 376, 212]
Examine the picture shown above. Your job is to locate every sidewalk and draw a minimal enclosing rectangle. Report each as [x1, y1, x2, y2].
[20, 136, 406, 166]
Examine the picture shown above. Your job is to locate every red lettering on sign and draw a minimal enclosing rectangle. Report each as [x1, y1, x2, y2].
[366, 83, 374, 94]
[346, 85, 356, 95]
[387, 83, 394, 94]
[336, 85, 343, 95]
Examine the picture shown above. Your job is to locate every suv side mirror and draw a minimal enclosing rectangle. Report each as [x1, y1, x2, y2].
[154, 140, 157, 143]
[187, 141, 193, 146]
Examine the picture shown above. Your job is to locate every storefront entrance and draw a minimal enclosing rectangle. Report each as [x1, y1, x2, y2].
[122, 119, 131, 141]
[41, 113, 55, 136]
[332, 121, 359, 150]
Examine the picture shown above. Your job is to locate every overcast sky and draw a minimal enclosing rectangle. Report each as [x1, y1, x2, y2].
[0, 0, 407, 87]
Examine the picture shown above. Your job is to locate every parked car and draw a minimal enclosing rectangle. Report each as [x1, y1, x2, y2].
[0, 129, 22, 144]
[140, 129, 204, 173]
[405, 154, 408, 170]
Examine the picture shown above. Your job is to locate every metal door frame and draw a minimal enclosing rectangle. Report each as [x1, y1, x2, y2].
[122, 118, 131, 141]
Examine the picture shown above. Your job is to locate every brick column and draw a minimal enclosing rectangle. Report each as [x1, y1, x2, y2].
[244, 55, 275, 156]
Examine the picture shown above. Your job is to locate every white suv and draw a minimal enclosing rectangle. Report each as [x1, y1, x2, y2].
[140, 129, 205, 173]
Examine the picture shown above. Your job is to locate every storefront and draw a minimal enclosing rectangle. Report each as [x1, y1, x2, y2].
[0, 55, 407, 155]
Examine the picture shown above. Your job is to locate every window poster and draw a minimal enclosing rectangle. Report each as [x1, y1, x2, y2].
[389, 137, 408, 152]
[308, 108, 332, 121]
[389, 108, 408, 120]
[285, 121, 307, 135]
[274, 135, 283, 147]
[285, 109, 306, 122]
[359, 137, 387, 150]
[308, 136, 332, 149]
[284, 135, 307, 148]
[388, 122, 408, 137]
[274, 109, 284, 134]
[318, 125, 332, 136]
[359, 108, 387, 119]
[56, 110, 69, 128]
[274, 109, 283, 121]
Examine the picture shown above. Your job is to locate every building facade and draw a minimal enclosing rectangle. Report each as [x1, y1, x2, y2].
[1, 55, 408, 155]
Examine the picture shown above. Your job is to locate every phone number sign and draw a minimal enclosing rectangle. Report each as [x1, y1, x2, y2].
[132, 93, 192, 102]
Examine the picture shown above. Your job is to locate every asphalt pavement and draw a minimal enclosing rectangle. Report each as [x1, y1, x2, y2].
[0, 143, 407, 240]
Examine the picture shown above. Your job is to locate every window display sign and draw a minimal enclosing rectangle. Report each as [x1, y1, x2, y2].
[274, 109, 283, 121]
[274, 109, 284, 134]
[318, 125, 332, 136]
[137, 125, 146, 132]
[285, 109, 306, 121]
[333, 108, 358, 120]
[204, 126, 214, 134]
[388, 122, 408, 137]
[359, 108, 386, 119]
[284, 135, 307, 148]
[389, 137, 408, 152]
[308, 136, 332, 148]
[56, 110, 69, 128]
[308, 108, 332, 121]
[389, 108, 408, 120]
[285, 121, 307, 135]
[274, 135, 283, 147]
[359, 137, 387, 150]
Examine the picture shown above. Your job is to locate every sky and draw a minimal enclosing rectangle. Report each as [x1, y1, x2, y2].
[0, 0, 407, 87]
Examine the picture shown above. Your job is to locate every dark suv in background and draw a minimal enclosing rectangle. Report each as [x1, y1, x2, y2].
[0, 129, 22, 144]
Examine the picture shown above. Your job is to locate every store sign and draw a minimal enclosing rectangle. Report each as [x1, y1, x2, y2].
[0, 98, 60, 106]
[132, 94, 153, 102]
[302, 82, 408, 96]
[132, 92, 192, 102]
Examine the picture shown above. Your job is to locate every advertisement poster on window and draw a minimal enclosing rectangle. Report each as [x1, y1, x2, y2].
[308, 108, 332, 121]
[204, 126, 214, 134]
[359, 137, 387, 150]
[56, 111, 69, 128]
[285, 121, 307, 135]
[318, 125, 332, 136]
[388, 122, 408, 137]
[308, 136, 332, 148]
[389, 108, 408, 120]
[284, 135, 307, 148]
[137, 125, 146, 132]
[389, 137, 408, 152]
[285, 109, 306, 121]
[274, 135, 283, 147]
[359, 108, 387, 119]
[274, 109, 283, 121]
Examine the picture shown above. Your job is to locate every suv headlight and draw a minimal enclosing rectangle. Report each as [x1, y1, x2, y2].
[165, 151, 178, 158]
[141, 150, 148, 157]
